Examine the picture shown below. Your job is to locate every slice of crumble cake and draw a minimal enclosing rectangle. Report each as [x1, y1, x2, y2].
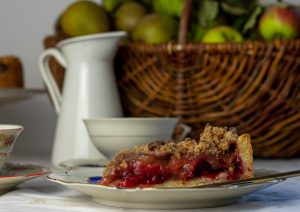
[100, 124, 253, 188]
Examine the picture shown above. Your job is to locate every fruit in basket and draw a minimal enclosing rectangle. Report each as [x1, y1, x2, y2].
[60, 0, 110, 37]
[191, 0, 226, 42]
[132, 14, 178, 44]
[258, 5, 300, 40]
[202, 25, 243, 43]
[152, 0, 183, 17]
[114, 2, 147, 34]
[191, 19, 226, 42]
[103, 0, 131, 12]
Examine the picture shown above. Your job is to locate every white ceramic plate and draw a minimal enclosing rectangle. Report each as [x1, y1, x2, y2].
[47, 167, 300, 209]
[0, 163, 51, 194]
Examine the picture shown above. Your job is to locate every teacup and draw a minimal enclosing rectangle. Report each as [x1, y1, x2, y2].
[0, 125, 24, 171]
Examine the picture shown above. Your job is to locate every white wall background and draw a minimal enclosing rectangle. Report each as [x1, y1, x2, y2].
[0, 0, 76, 89]
[0, 0, 298, 160]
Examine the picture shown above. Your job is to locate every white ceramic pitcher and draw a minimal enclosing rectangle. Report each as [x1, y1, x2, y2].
[39, 32, 126, 167]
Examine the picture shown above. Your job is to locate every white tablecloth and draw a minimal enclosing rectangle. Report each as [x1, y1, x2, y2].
[1, 156, 300, 212]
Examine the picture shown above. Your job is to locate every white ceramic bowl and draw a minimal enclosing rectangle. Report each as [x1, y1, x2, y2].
[83, 117, 179, 159]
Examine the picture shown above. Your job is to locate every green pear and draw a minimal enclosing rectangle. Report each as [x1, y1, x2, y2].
[132, 14, 178, 44]
[60, 1, 111, 37]
[202, 25, 243, 43]
[114, 2, 147, 33]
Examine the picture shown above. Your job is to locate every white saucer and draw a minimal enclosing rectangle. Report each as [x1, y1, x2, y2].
[59, 158, 108, 170]
[47, 168, 300, 209]
[0, 163, 50, 193]
[0, 88, 35, 104]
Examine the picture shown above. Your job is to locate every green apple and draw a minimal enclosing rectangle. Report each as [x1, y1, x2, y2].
[258, 5, 300, 40]
[202, 25, 243, 43]
[132, 14, 178, 44]
[191, 15, 227, 42]
[60, 1, 110, 37]
[114, 2, 147, 33]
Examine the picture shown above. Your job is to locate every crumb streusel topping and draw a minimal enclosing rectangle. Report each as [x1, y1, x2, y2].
[109, 124, 239, 165]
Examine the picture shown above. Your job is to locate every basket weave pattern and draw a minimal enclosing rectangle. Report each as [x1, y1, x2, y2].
[114, 40, 300, 158]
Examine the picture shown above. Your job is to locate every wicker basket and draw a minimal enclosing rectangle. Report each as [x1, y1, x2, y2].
[43, 1, 300, 158]
[115, 40, 300, 158]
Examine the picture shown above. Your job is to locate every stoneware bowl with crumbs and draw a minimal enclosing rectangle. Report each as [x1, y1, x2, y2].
[0, 125, 24, 171]
[83, 117, 190, 159]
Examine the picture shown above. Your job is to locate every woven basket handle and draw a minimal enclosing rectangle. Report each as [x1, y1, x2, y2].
[178, 0, 193, 44]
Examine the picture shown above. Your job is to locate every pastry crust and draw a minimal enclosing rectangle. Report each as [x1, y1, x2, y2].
[236, 133, 254, 179]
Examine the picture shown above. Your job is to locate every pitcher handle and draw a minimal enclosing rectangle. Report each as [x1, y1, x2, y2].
[39, 48, 67, 114]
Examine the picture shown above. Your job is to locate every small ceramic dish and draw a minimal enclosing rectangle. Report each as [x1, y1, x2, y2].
[83, 117, 190, 159]
[0, 163, 50, 194]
